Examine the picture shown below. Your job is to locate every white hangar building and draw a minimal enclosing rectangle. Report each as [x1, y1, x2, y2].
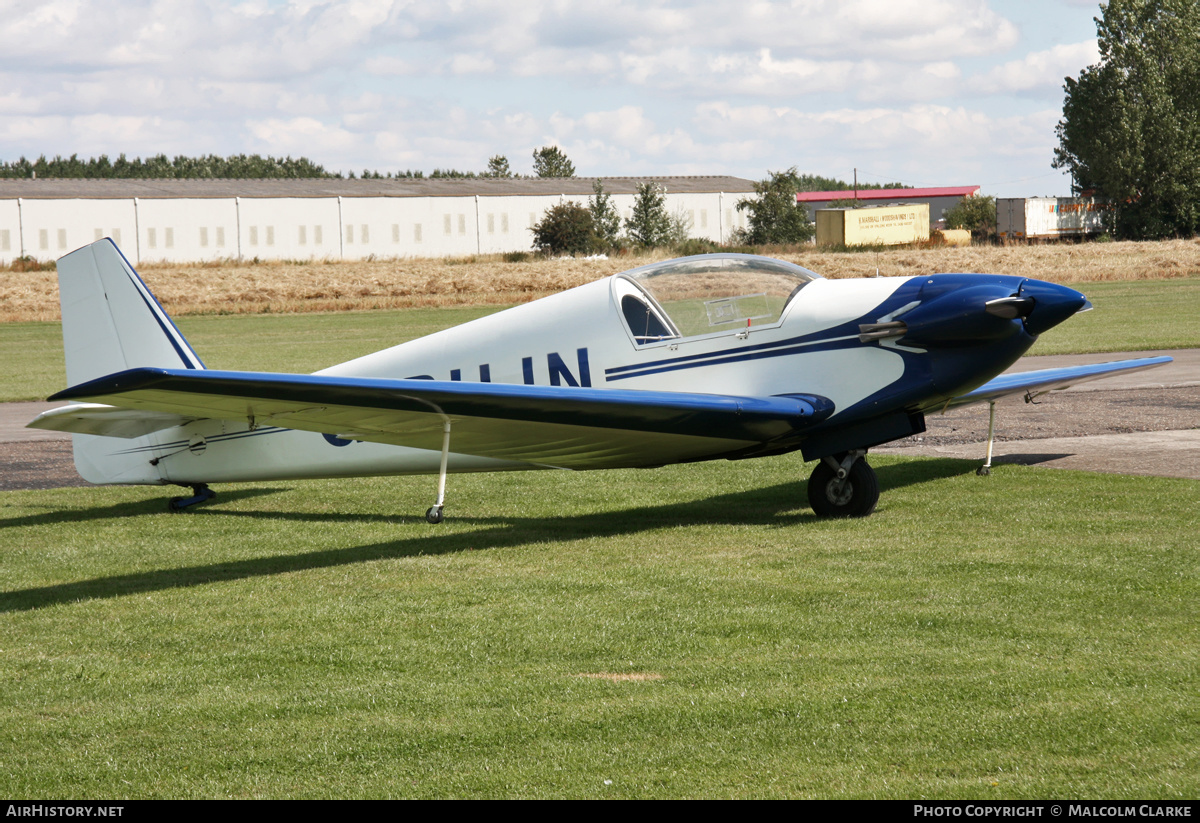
[0, 177, 757, 266]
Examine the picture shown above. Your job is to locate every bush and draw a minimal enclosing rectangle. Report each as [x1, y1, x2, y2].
[943, 194, 996, 238]
[531, 202, 598, 255]
[7, 255, 55, 272]
[673, 238, 720, 256]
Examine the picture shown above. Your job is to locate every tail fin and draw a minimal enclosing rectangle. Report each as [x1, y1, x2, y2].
[54, 239, 203, 484]
[59, 238, 204, 386]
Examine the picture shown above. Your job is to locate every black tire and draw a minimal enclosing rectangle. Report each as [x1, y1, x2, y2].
[807, 457, 879, 518]
[425, 506, 445, 524]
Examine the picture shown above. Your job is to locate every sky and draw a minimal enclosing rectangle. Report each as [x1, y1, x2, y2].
[0, 0, 1106, 197]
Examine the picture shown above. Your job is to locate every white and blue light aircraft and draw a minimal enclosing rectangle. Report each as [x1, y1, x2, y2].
[29, 239, 1171, 521]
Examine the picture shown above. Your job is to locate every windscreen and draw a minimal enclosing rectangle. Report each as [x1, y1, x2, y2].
[618, 254, 821, 339]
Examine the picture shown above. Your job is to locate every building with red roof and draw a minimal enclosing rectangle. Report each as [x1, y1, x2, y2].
[796, 186, 981, 226]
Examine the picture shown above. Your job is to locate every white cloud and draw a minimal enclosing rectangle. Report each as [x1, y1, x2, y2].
[0, 112, 199, 156]
[0, 0, 410, 77]
[247, 116, 359, 155]
[690, 100, 1062, 187]
[0, 1, 1091, 196]
[0, 1, 1021, 84]
[970, 41, 1099, 95]
[578, 106, 658, 146]
[363, 56, 422, 76]
[699, 50, 967, 101]
[449, 53, 496, 75]
[807, 0, 1020, 59]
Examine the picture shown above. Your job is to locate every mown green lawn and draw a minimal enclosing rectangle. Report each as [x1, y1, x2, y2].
[1, 455, 1196, 798]
[1026, 276, 1200, 355]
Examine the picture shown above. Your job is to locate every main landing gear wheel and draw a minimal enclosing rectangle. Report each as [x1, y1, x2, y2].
[425, 506, 445, 525]
[168, 484, 216, 512]
[807, 455, 879, 518]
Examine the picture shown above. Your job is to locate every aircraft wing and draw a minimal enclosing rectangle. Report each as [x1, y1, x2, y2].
[938, 355, 1174, 410]
[34, 368, 835, 469]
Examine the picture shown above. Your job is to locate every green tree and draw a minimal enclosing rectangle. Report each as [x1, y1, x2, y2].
[1053, 0, 1200, 238]
[943, 194, 996, 236]
[794, 173, 905, 192]
[486, 155, 513, 178]
[532, 146, 575, 178]
[588, 179, 621, 248]
[625, 182, 672, 248]
[736, 167, 815, 244]
[531, 202, 597, 255]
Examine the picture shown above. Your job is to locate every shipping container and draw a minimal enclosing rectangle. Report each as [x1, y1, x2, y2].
[996, 197, 1109, 240]
[816, 203, 930, 247]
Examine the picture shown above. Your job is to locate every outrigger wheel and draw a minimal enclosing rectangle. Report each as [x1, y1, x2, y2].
[425, 505, 445, 525]
[168, 484, 216, 512]
[807, 450, 879, 518]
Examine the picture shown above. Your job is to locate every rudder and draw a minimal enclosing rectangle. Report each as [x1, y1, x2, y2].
[56, 239, 204, 484]
[58, 238, 204, 386]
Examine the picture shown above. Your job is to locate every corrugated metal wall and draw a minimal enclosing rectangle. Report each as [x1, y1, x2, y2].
[0, 192, 747, 265]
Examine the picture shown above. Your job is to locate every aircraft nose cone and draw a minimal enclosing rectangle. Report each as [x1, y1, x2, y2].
[1019, 280, 1089, 336]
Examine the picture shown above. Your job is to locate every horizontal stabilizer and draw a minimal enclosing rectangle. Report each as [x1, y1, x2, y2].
[27, 403, 195, 439]
[943, 356, 1174, 410]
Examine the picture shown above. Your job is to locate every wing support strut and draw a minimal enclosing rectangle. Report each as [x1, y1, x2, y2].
[426, 420, 452, 524]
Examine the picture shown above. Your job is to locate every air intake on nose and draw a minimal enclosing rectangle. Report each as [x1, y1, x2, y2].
[858, 321, 907, 343]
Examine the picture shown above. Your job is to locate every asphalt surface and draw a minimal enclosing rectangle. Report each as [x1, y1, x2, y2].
[875, 349, 1200, 478]
[2, 349, 1198, 491]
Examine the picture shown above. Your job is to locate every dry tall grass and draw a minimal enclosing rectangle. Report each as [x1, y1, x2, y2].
[3, 239, 1199, 323]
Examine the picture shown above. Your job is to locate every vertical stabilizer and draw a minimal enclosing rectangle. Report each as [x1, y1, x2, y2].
[59, 239, 204, 386]
[56, 239, 204, 484]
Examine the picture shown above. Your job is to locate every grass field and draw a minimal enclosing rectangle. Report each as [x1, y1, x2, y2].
[1, 455, 1196, 798]
[1, 251, 1196, 798]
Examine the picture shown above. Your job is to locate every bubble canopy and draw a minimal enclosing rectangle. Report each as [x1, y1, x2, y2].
[614, 254, 823, 344]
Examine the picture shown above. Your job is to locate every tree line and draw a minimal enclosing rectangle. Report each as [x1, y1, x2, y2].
[0, 146, 578, 181]
[0, 153, 339, 179]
